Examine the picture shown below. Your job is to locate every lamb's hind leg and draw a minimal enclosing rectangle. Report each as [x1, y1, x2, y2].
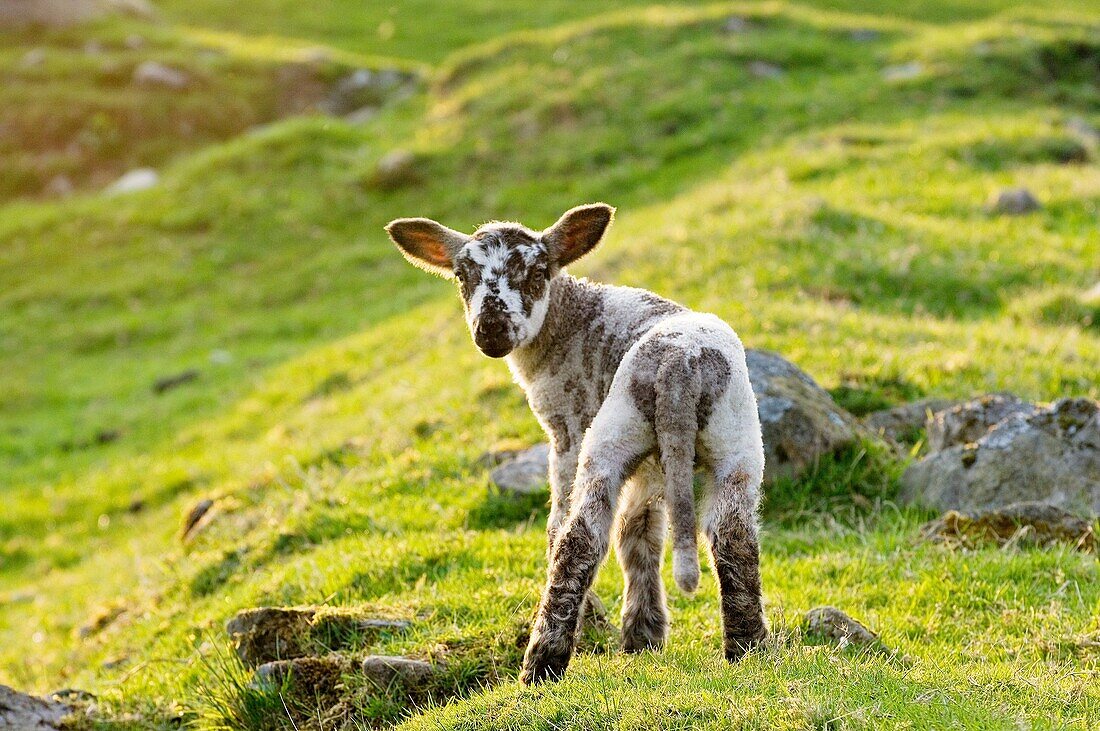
[704, 462, 767, 662]
[615, 459, 669, 653]
[521, 402, 653, 684]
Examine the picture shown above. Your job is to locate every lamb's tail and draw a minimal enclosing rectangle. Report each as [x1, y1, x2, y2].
[655, 353, 702, 594]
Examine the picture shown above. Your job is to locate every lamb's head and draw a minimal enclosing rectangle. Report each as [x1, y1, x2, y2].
[386, 203, 614, 358]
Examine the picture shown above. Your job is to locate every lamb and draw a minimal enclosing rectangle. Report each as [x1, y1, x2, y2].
[385, 203, 767, 684]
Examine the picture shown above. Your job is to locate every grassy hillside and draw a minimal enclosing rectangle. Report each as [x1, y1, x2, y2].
[1, 1, 1099, 729]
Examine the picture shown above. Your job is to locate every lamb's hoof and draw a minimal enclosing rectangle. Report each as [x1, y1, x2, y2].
[620, 616, 667, 653]
[520, 641, 571, 685]
[724, 626, 768, 663]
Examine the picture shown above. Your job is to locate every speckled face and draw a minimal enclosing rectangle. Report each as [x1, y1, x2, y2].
[453, 223, 552, 358]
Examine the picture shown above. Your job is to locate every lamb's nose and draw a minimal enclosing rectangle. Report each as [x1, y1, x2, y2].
[474, 315, 511, 357]
[475, 316, 508, 341]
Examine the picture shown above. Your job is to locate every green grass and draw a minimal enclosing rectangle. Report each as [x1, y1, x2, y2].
[1, 1, 1099, 729]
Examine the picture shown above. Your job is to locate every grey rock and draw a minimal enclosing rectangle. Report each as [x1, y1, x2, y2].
[921, 501, 1095, 551]
[882, 61, 923, 81]
[107, 167, 159, 195]
[862, 399, 958, 445]
[19, 48, 46, 68]
[804, 606, 879, 648]
[0, 685, 70, 729]
[748, 61, 784, 79]
[901, 398, 1100, 516]
[45, 174, 74, 197]
[228, 606, 410, 667]
[850, 29, 881, 42]
[360, 655, 436, 690]
[123, 33, 145, 50]
[132, 61, 189, 90]
[746, 350, 860, 484]
[1067, 116, 1100, 145]
[489, 443, 550, 495]
[926, 394, 1035, 453]
[989, 187, 1041, 215]
[722, 16, 751, 33]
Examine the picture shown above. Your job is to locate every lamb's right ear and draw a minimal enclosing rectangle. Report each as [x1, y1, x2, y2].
[385, 218, 469, 277]
[542, 203, 615, 267]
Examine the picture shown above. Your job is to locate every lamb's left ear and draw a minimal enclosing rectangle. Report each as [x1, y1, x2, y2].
[385, 218, 469, 277]
[542, 203, 615, 267]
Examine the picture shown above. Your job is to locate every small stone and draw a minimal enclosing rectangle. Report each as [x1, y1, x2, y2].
[722, 16, 751, 33]
[181, 499, 214, 540]
[133, 61, 189, 89]
[124, 34, 146, 50]
[369, 149, 419, 190]
[108, 167, 159, 195]
[45, 175, 74, 197]
[989, 187, 1041, 215]
[882, 61, 923, 81]
[344, 106, 378, 124]
[83, 40, 103, 55]
[804, 606, 879, 649]
[748, 61, 784, 79]
[360, 655, 436, 690]
[489, 443, 550, 495]
[926, 394, 1035, 453]
[151, 368, 198, 393]
[921, 501, 1095, 551]
[850, 29, 880, 42]
[20, 48, 46, 68]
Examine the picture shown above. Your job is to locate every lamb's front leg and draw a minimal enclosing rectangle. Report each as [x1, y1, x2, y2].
[545, 445, 579, 557]
[521, 458, 620, 684]
[522, 399, 653, 684]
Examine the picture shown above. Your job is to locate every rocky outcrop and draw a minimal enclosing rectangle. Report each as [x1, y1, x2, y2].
[901, 398, 1100, 516]
[746, 350, 861, 483]
[921, 501, 1095, 551]
[925, 394, 1035, 453]
[227, 607, 410, 667]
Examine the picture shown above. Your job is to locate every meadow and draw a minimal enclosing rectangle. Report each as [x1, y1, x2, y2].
[1, 1, 1099, 728]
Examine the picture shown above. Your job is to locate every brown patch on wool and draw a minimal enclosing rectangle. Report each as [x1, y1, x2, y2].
[697, 347, 732, 428]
